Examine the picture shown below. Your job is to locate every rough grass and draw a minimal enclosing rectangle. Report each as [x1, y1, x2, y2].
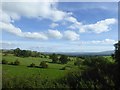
[2, 54, 75, 80]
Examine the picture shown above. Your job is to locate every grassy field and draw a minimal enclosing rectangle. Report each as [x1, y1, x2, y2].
[2, 54, 77, 80]
[2, 53, 117, 89]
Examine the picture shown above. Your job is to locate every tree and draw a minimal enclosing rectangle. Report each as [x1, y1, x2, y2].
[14, 48, 21, 56]
[59, 55, 68, 64]
[14, 60, 20, 65]
[50, 53, 59, 63]
[40, 61, 48, 68]
[29, 63, 35, 67]
[114, 41, 120, 63]
[114, 41, 120, 89]
[2, 59, 8, 64]
[74, 58, 83, 66]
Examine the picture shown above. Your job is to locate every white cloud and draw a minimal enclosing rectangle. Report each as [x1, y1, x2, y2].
[50, 23, 59, 28]
[1, 1, 117, 42]
[1, 1, 69, 22]
[0, 22, 48, 40]
[91, 39, 117, 44]
[48, 29, 63, 39]
[1, 1, 81, 41]
[80, 18, 117, 33]
[64, 30, 80, 41]
[73, 39, 117, 45]
[68, 21, 82, 29]
[69, 18, 117, 33]
[65, 16, 77, 23]
[0, 10, 13, 23]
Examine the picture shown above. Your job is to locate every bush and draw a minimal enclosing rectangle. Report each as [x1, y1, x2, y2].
[60, 67, 66, 70]
[14, 60, 20, 65]
[74, 58, 83, 66]
[40, 61, 48, 68]
[2, 59, 8, 64]
[29, 63, 35, 67]
[59, 55, 69, 64]
[9, 62, 14, 65]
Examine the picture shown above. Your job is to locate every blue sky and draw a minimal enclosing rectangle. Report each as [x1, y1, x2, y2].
[1, 1, 118, 52]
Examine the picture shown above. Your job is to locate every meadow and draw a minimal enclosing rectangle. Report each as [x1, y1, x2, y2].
[1, 48, 119, 89]
[2, 54, 77, 80]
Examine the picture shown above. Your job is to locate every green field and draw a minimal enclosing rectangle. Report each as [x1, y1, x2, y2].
[2, 52, 118, 89]
[2, 54, 77, 80]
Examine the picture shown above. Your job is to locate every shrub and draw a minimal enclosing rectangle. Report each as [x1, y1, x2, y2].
[29, 63, 35, 67]
[60, 67, 66, 70]
[40, 61, 48, 68]
[74, 58, 83, 66]
[2, 59, 8, 64]
[59, 55, 69, 64]
[9, 62, 14, 65]
[14, 60, 20, 65]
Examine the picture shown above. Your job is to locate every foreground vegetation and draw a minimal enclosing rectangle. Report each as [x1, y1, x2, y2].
[1, 41, 120, 89]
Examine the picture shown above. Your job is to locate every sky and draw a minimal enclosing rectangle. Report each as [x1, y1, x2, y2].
[0, 0, 118, 52]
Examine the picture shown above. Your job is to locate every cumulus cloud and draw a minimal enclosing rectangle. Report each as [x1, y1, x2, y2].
[69, 18, 117, 33]
[1, 1, 117, 42]
[48, 29, 63, 39]
[64, 30, 80, 41]
[0, 22, 48, 40]
[49, 23, 59, 28]
[1, 1, 69, 22]
[65, 16, 77, 23]
[79, 18, 117, 33]
[1, 0, 81, 41]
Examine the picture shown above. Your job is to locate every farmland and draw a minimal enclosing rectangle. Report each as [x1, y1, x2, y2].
[1, 47, 120, 89]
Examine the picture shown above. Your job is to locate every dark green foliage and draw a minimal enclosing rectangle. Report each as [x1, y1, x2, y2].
[9, 62, 14, 65]
[114, 41, 120, 62]
[74, 58, 83, 66]
[29, 63, 35, 67]
[2, 74, 69, 88]
[2, 59, 8, 64]
[14, 60, 20, 65]
[113, 41, 120, 89]
[14, 48, 21, 57]
[59, 55, 69, 64]
[40, 61, 48, 68]
[111, 54, 115, 59]
[60, 67, 66, 70]
[83, 56, 110, 68]
[59, 56, 116, 89]
[50, 53, 59, 63]
[13, 48, 40, 57]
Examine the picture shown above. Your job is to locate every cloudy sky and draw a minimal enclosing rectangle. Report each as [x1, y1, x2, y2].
[1, 0, 118, 52]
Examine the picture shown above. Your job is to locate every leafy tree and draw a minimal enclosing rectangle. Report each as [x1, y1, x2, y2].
[29, 63, 35, 67]
[40, 61, 48, 68]
[14, 60, 20, 65]
[59, 55, 68, 64]
[14, 48, 21, 56]
[2, 59, 8, 64]
[114, 41, 120, 63]
[50, 53, 59, 63]
[74, 58, 83, 66]
[114, 41, 120, 89]
[31, 51, 39, 57]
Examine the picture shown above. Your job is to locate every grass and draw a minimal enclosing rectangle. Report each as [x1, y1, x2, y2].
[2, 54, 113, 80]
[2, 54, 75, 80]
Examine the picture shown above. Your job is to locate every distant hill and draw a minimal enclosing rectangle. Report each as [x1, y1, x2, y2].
[44, 50, 114, 56]
[1, 49, 114, 56]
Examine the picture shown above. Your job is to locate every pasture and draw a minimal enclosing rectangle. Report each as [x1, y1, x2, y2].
[2, 54, 76, 80]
